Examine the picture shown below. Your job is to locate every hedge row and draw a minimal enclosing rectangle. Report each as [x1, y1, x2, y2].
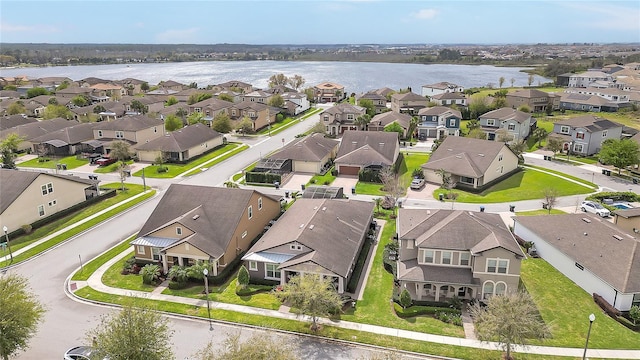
[245, 171, 282, 184]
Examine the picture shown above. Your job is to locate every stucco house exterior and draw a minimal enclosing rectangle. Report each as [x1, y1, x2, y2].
[422, 136, 519, 190]
[0, 117, 78, 152]
[421, 82, 465, 97]
[613, 208, 640, 235]
[264, 133, 338, 174]
[390, 92, 428, 115]
[549, 115, 623, 156]
[321, 103, 366, 136]
[367, 111, 412, 138]
[397, 209, 525, 302]
[568, 71, 614, 88]
[134, 123, 223, 163]
[559, 93, 619, 113]
[478, 107, 535, 142]
[130, 184, 281, 275]
[357, 92, 388, 114]
[416, 106, 461, 140]
[30, 122, 99, 157]
[92, 115, 164, 155]
[513, 213, 640, 312]
[228, 101, 277, 132]
[313, 82, 346, 103]
[242, 198, 375, 294]
[334, 131, 400, 176]
[0, 169, 98, 233]
[431, 92, 467, 107]
[505, 89, 560, 112]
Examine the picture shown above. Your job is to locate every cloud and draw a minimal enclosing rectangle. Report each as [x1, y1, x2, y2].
[135, 22, 144, 29]
[0, 21, 59, 33]
[155, 28, 200, 43]
[411, 8, 438, 20]
[559, 2, 640, 31]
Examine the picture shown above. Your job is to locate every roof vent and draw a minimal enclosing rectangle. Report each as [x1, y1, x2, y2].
[192, 214, 200, 220]
[299, 223, 305, 229]
[455, 155, 462, 159]
[613, 234, 623, 241]
[478, 153, 485, 157]
[583, 232, 587, 236]
[582, 218, 591, 223]
[309, 225, 315, 230]
[379, 142, 385, 146]
[322, 207, 327, 211]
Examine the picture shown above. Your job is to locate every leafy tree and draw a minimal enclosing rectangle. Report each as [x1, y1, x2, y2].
[599, 138, 640, 174]
[303, 88, 314, 102]
[543, 187, 559, 214]
[42, 104, 72, 119]
[275, 274, 343, 332]
[287, 74, 305, 91]
[268, 73, 288, 87]
[87, 302, 174, 360]
[379, 166, 403, 215]
[187, 111, 205, 125]
[358, 98, 376, 117]
[496, 128, 514, 143]
[130, 99, 148, 114]
[26, 87, 48, 98]
[0, 273, 46, 360]
[188, 93, 213, 105]
[545, 103, 554, 115]
[235, 117, 254, 136]
[532, 128, 548, 147]
[164, 114, 184, 132]
[492, 97, 507, 109]
[499, 76, 505, 88]
[467, 128, 487, 140]
[466, 119, 481, 132]
[218, 93, 234, 102]
[186, 261, 211, 280]
[469, 96, 491, 118]
[407, 116, 419, 140]
[189, 82, 198, 89]
[384, 122, 405, 138]
[212, 112, 232, 133]
[431, 136, 446, 151]
[168, 265, 189, 284]
[110, 141, 132, 165]
[48, 97, 58, 105]
[528, 74, 535, 87]
[165, 96, 178, 106]
[629, 305, 640, 326]
[224, 181, 239, 188]
[374, 197, 382, 214]
[140, 82, 150, 91]
[518, 105, 531, 113]
[175, 107, 188, 120]
[267, 94, 284, 108]
[192, 332, 300, 360]
[0, 133, 24, 169]
[508, 140, 527, 163]
[470, 291, 550, 360]
[6, 101, 26, 115]
[71, 95, 89, 107]
[93, 104, 106, 114]
[141, 264, 161, 285]
[355, 114, 371, 130]
[56, 81, 69, 91]
[237, 265, 249, 290]
[411, 168, 424, 179]
[310, 120, 326, 134]
[399, 289, 412, 309]
[510, 78, 516, 87]
[546, 137, 564, 159]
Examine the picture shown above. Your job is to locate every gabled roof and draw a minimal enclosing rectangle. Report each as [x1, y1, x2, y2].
[418, 106, 462, 118]
[369, 112, 412, 129]
[135, 124, 220, 152]
[159, 80, 185, 87]
[321, 103, 365, 116]
[514, 214, 640, 293]
[190, 97, 234, 111]
[0, 118, 78, 141]
[560, 93, 618, 107]
[422, 136, 514, 177]
[479, 107, 532, 124]
[0, 169, 93, 214]
[138, 184, 277, 259]
[30, 122, 99, 145]
[432, 92, 466, 100]
[335, 131, 399, 167]
[556, 114, 623, 132]
[391, 92, 426, 101]
[358, 92, 387, 102]
[314, 82, 344, 90]
[267, 133, 338, 162]
[0, 115, 37, 131]
[507, 88, 550, 98]
[244, 199, 374, 278]
[93, 115, 163, 132]
[422, 82, 461, 90]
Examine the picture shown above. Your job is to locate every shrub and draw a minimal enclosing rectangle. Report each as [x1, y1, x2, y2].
[168, 265, 189, 283]
[37, 157, 50, 163]
[122, 257, 136, 274]
[141, 264, 161, 285]
[131, 264, 141, 275]
[412, 168, 425, 179]
[593, 293, 621, 318]
[331, 168, 338, 176]
[237, 265, 249, 290]
[323, 180, 331, 185]
[399, 289, 412, 309]
[167, 280, 188, 290]
[310, 179, 316, 184]
[156, 166, 168, 173]
[20, 224, 32, 234]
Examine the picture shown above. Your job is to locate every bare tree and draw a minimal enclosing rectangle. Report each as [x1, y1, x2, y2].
[543, 187, 559, 214]
[510, 77, 516, 87]
[380, 166, 403, 215]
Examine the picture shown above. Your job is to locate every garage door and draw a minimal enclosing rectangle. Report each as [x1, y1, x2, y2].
[339, 165, 360, 176]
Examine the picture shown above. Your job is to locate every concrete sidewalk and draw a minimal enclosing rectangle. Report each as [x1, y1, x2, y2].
[68, 248, 640, 359]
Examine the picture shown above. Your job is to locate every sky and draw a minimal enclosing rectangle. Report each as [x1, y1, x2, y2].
[1, 0, 639, 45]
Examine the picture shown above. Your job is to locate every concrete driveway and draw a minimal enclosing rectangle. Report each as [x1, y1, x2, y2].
[405, 182, 440, 201]
[332, 176, 359, 195]
[283, 173, 312, 192]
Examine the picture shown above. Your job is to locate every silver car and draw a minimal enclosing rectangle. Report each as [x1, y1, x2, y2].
[581, 201, 610, 217]
[410, 178, 425, 190]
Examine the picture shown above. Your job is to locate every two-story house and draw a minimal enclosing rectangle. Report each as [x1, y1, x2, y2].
[0, 117, 78, 152]
[559, 93, 619, 113]
[550, 114, 624, 156]
[416, 106, 461, 140]
[313, 82, 346, 103]
[116, 78, 148, 96]
[568, 71, 614, 88]
[241, 90, 274, 104]
[92, 115, 164, 155]
[321, 103, 366, 136]
[430, 92, 467, 107]
[421, 82, 465, 97]
[479, 107, 534, 142]
[356, 92, 388, 114]
[187, 97, 234, 124]
[397, 209, 525, 302]
[280, 92, 311, 116]
[564, 87, 631, 104]
[228, 100, 277, 132]
[212, 80, 254, 94]
[390, 92, 428, 115]
[90, 83, 126, 102]
[506, 89, 560, 112]
[367, 112, 412, 138]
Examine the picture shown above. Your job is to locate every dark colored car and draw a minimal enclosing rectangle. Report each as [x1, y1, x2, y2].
[95, 157, 116, 167]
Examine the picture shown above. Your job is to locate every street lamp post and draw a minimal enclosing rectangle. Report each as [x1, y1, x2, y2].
[202, 268, 213, 331]
[2, 225, 13, 264]
[582, 313, 596, 360]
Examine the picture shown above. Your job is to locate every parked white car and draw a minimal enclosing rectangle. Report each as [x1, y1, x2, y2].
[581, 201, 610, 217]
[410, 178, 425, 190]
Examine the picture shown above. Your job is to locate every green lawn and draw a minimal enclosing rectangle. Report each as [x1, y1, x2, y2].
[355, 153, 430, 196]
[515, 209, 566, 216]
[307, 167, 336, 186]
[355, 182, 386, 196]
[257, 107, 323, 135]
[433, 168, 594, 203]
[524, 165, 596, 188]
[521, 258, 640, 349]
[94, 160, 134, 173]
[131, 143, 246, 178]
[101, 251, 156, 292]
[72, 235, 136, 281]
[18, 155, 89, 169]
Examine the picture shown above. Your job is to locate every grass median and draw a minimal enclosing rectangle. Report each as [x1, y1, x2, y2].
[18, 155, 89, 169]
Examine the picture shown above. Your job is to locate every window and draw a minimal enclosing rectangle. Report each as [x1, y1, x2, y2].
[176, 227, 182, 236]
[487, 259, 509, 273]
[249, 261, 257, 271]
[97, 130, 103, 137]
[507, 124, 515, 131]
[633, 293, 640, 308]
[153, 127, 157, 133]
[195, 108, 202, 113]
[449, 118, 456, 127]
[486, 119, 495, 126]
[265, 263, 281, 279]
[423, 250, 434, 264]
[137, 245, 145, 255]
[38, 205, 45, 217]
[573, 144, 583, 153]
[460, 252, 470, 266]
[560, 125, 570, 134]
[115, 131, 124, 139]
[258, 197, 263, 210]
[576, 132, 585, 139]
[41, 183, 53, 196]
[460, 176, 474, 185]
[441, 251, 452, 265]
[495, 282, 506, 296]
[347, 114, 354, 120]
[406, 239, 413, 249]
[483, 281, 494, 300]
[498, 154, 503, 161]
[487, 259, 497, 273]
[602, 130, 608, 137]
[248, 206, 253, 219]
[241, 230, 247, 239]
[48, 199, 57, 206]
[152, 248, 160, 261]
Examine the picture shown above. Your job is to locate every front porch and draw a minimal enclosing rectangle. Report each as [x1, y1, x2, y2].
[399, 281, 478, 302]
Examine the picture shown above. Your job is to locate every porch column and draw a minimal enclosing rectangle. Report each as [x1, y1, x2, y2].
[415, 283, 421, 300]
[162, 255, 168, 273]
[435, 286, 440, 302]
[338, 277, 344, 294]
[178, 257, 184, 266]
[212, 260, 218, 276]
[280, 270, 286, 286]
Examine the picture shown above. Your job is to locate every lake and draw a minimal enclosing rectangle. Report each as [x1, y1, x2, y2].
[0, 61, 552, 94]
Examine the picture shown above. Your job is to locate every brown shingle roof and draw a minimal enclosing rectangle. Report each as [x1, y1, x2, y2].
[93, 115, 163, 132]
[0, 115, 37, 131]
[369, 112, 412, 130]
[479, 107, 531, 124]
[135, 124, 221, 152]
[0, 118, 78, 141]
[422, 136, 514, 177]
[267, 133, 338, 162]
[335, 131, 399, 167]
[30, 122, 99, 145]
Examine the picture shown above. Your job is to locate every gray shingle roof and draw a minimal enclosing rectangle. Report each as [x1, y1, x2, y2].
[514, 213, 640, 293]
[0, 118, 78, 141]
[267, 133, 338, 162]
[134, 124, 221, 152]
[422, 136, 514, 177]
[369, 112, 412, 129]
[93, 115, 163, 132]
[30, 122, 99, 145]
[479, 107, 531, 124]
[391, 92, 427, 101]
[418, 106, 462, 118]
[0, 115, 37, 131]
[556, 114, 623, 132]
[335, 131, 399, 167]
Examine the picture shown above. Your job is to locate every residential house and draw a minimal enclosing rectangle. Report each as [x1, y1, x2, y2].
[55, 86, 93, 100]
[264, 133, 338, 174]
[0, 115, 37, 131]
[549, 115, 623, 156]
[90, 83, 126, 102]
[479, 107, 535, 142]
[431, 92, 467, 107]
[35, 77, 74, 89]
[92, 115, 164, 155]
[30, 122, 99, 156]
[357, 92, 388, 114]
[397, 209, 524, 302]
[241, 90, 273, 104]
[280, 92, 311, 116]
[313, 82, 346, 103]
[321, 103, 366, 136]
[334, 130, 400, 176]
[121, 95, 166, 115]
[416, 106, 462, 140]
[390, 92, 428, 115]
[158, 80, 186, 92]
[367, 112, 412, 138]
[505, 89, 559, 112]
[228, 100, 277, 132]
[513, 214, 640, 312]
[116, 78, 148, 96]
[135, 123, 223, 162]
[568, 71, 614, 88]
[564, 87, 631, 104]
[0, 117, 78, 152]
[422, 136, 519, 189]
[613, 207, 640, 235]
[130, 184, 281, 275]
[421, 82, 465, 97]
[212, 80, 254, 94]
[0, 169, 98, 232]
[559, 93, 619, 113]
[242, 198, 375, 294]
[78, 77, 109, 88]
[187, 97, 234, 124]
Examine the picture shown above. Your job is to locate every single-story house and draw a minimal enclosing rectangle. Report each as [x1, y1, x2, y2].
[30, 122, 99, 157]
[397, 209, 524, 302]
[334, 130, 400, 176]
[513, 213, 640, 311]
[263, 133, 338, 174]
[130, 184, 281, 275]
[0, 118, 79, 152]
[612, 207, 640, 238]
[422, 136, 519, 189]
[242, 198, 375, 294]
[134, 123, 223, 162]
